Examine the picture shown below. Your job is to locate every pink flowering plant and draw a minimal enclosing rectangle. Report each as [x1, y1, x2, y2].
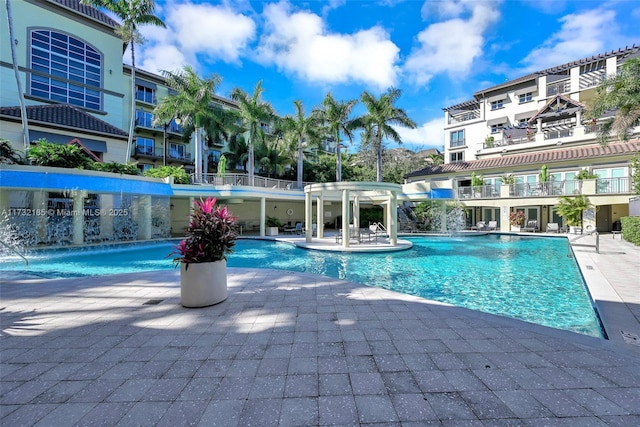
[171, 197, 238, 268]
[509, 211, 526, 226]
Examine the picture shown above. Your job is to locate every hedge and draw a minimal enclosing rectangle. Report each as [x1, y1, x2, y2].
[620, 216, 640, 246]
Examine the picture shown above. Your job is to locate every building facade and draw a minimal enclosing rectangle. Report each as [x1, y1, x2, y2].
[0, 0, 242, 173]
[406, 46, 640, 232]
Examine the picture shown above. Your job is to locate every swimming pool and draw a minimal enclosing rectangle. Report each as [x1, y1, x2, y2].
[0, 235, 604, 338]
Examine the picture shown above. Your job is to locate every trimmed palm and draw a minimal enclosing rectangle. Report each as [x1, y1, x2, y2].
[281, 100, 321, 189]
[82, 0, 165, 163]
[354, 88, 417, 182]
[313, 93, 357, 182]
[224, 134, 248, 172]
[154, 65, 222, 181]
[586, 58, 640, 146]
[231, 81, 276, 185]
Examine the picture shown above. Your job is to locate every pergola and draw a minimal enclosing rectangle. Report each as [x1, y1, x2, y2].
[303, 182, 402, 248]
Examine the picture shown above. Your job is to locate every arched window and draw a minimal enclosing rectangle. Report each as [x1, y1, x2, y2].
[30, 30, 102, 110]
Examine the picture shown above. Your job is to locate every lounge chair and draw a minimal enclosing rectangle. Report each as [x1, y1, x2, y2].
[294, 222, 303, 235]
[546, 223, 559, 233]
[521, 220, 538, 232]
[283, 222, 296, 234]
[472, 221, 486, 231]
[487, 220, 497, 231]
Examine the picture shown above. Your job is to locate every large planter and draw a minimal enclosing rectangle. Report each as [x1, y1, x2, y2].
[180, 260, 228, 307]
[510, 225, 521, 232]
[267, 226, 279, 236]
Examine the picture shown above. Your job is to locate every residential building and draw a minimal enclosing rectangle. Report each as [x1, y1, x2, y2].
[406, 45, 640, 232]
[0, 0, 241, 173]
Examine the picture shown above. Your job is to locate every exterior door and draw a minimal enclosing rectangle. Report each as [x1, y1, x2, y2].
[596, 205, 610, 232]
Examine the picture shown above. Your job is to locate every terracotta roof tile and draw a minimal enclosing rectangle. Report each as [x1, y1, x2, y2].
[405, 140, 639, 178]
[0, 104, 128, 139]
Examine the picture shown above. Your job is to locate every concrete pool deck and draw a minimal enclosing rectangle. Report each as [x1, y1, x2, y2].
[1, 235, 639, 425]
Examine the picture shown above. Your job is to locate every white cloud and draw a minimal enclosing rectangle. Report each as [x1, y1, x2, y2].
[136, 1, 256, 74]
[405, 1, 500, 86]
[255, 2, 400, 89]
[394, 117, 445, 150]
[520, 9, 618, 72]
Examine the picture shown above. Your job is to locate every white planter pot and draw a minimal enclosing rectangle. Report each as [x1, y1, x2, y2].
[267, 226, 279, 236]
[510, 226, 520, 232]
[180, 260, 227, 307]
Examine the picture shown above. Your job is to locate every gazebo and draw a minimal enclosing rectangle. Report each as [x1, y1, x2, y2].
[303, 182, 402, 248]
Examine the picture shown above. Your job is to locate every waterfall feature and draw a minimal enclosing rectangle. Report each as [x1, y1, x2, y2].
[1, 167, 173, 248]
[398, 202, 419, 232]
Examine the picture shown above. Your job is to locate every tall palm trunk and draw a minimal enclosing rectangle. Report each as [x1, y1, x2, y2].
[297, 139, 303, 189]
[336, 142, 342, 182]
[126, 41, 136, 163]
[248, 143, 254, 185]
[376, 136, 383, 182]
[5, 0, 30, 150]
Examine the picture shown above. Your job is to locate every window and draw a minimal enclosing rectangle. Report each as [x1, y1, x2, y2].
[29, 30, 102, 110]
[136, 137, 154, 155]
[490, 100, 503, 110]
[136, 85, 154, 103]
[135, 110, 154, 128]
[169, 143, 187, 159]
[450, 151, 464, 163]
[450, 130, 465, 147]
[490, 123, 504, 134]
[518, 92, 533, 103]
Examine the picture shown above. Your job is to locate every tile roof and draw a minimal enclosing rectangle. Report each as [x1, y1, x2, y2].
[405, 140, 639, 178]
[51, 0, 119, 28]
[0, 104, 128, 139]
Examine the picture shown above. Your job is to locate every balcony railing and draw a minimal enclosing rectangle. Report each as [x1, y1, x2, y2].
[546, 81, 571, 97]
[544, 128, 573, 140]
[190, 173, 310, 190]
[457, 185, 500, 199]
[511, 181, 579, 197]
[596, 177, 631, 194]
[167, 151, 191, 162]
[448, 111, 479, 124]
[134, 146, 158, 157]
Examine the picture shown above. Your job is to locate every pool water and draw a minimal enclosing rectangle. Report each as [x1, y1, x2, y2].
[0, 235, 604, 338]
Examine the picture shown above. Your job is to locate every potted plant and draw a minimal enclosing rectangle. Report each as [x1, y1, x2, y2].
[266, 216, 282, 236]
[509, 211, 525, 231]
[484, 136, 494, 148]
[556, 195, 593, 234]
[170, 197, 237, 307]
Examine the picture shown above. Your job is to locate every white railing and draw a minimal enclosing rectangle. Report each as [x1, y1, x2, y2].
[189, 173, 309, 190]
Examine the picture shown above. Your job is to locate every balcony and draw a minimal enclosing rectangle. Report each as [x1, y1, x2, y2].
[546, 81, 571, 97]
[457, 185, 500, 199]
[448, 111, 479, 125]
[596, 177, 631, 194]
[133, 146, 161, 159]
[167, 151, 192, 163]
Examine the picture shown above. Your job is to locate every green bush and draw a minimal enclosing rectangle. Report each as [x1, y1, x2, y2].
[620, 216, 640, 246]
[27, 139, 93, 168]
[143, 165, 190, 184]
[90, 161, 139, 175]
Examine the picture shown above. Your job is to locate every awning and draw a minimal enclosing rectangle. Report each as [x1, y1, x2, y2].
[514, 85, 538, 95]
[515, 110, 538, 121]
[486, 94, 506, 103]
[30, 130, 108, 152]
[135, 78, 157, 90]
[487, 117, 508, 126]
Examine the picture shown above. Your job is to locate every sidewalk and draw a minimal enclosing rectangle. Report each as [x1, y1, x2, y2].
[1, 235, 639, 425]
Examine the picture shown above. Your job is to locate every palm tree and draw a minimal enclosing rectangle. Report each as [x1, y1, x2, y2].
[4, 0, 29, 151]
[224, 134, 248, 172]
[556, 195, 593, 232]
[231, 81, 276, 186]
[154, 65, 222, 183]
[586, 58, 640, 146]
[354, 88, 417, 182]
[281, 100, 321, 189]
[314, 93, 358, 182]
[82, 0, 165, 163]
[426, 153, 444, 166]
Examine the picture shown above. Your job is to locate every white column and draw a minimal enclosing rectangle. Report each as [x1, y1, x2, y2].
[341, 189, 350, 248]
[259, 197, 266, 237]
[388, 191, 397, 246]
[353, 196, 360, 229]
[305, 191, 313, 242]
[316, 193, 324, 239]
[138, 195, 152, 240]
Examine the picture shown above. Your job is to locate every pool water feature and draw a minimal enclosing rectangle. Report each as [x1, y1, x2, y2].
[0, 235, 604, 338]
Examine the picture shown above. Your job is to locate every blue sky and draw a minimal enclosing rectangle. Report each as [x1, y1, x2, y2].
[127, 0, 640, 152]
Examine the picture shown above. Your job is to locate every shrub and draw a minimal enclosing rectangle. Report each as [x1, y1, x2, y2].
[143, 165, 190, 184]
[27, 139, 93, 168]
[620, 216, 640, 246]
[90, 161, 139, 175]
